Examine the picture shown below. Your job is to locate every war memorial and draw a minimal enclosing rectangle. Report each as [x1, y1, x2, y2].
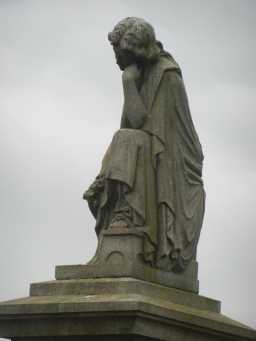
[0, 17, 255, 341]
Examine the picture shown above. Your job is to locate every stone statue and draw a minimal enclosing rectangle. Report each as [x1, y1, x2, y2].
[0, 19, 255, 341]
[84, 17, 205, 274]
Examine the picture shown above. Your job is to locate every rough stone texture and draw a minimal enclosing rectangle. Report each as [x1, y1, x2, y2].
[55, 227, 199, 293]
[0, 277, 255, 341]
[30, 278, 220, 313]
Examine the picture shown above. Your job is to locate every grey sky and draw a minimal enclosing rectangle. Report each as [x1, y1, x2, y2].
[0, 0, 255, 333]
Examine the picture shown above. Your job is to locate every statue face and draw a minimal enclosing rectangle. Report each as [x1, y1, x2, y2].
[112, 44, 135, 71]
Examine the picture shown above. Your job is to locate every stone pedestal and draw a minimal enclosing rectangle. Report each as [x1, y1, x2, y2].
[0, 229, 255, 340]
[56, 227, 199, 293]
[0, 276, 255, 340]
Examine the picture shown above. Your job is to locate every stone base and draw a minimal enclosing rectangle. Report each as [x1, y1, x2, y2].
[56, 227, 199, 293]
[0, 277, 255, 341]
[29, 278, 219, 312]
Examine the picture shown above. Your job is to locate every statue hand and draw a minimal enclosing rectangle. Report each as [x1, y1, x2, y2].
[122, 64, 141, 82]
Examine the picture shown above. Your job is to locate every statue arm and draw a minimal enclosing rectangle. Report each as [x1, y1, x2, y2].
[122, 72, 147, 129]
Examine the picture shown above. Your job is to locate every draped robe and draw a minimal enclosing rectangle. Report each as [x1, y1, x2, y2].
[91, 54, 205, 272]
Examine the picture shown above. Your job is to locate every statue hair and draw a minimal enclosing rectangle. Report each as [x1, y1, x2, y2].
[108, 17, 162, 62]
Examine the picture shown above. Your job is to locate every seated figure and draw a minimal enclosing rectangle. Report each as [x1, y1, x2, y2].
[84, 17, 205, 273]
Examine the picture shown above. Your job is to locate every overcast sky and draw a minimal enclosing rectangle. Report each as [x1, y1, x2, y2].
[0, 0, 255, 334]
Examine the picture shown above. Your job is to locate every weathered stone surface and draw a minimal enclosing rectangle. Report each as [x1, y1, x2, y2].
[55, 227, 199, 293]
[30, 278, 220, 313]
[0, 282, 255, 340]
[84, 17, 205, 275]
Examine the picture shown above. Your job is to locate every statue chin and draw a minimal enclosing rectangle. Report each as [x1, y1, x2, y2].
[116, 60, 128, 71]
[117, 63, 125, 71]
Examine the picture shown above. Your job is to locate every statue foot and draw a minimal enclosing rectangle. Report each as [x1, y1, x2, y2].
[83, 176, 105, 217]
[83, 176, 105, 201]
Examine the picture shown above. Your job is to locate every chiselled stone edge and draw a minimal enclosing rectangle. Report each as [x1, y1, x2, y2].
[55, 264, 199, 294]
[29, 277, 220, 313]
[0, 294, 255, 340]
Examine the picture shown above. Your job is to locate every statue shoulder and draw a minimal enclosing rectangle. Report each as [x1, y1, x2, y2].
[157, 55, 181, 77]
[143, 56, 182, 110]
[153, 56, 182, 91]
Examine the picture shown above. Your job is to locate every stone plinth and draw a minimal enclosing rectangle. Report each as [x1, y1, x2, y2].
[55, 227, 199, 293]
[0, 277, 255, 341]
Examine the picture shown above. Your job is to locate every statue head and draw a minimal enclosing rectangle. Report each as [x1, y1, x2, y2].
[108, 17, 161, 70]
